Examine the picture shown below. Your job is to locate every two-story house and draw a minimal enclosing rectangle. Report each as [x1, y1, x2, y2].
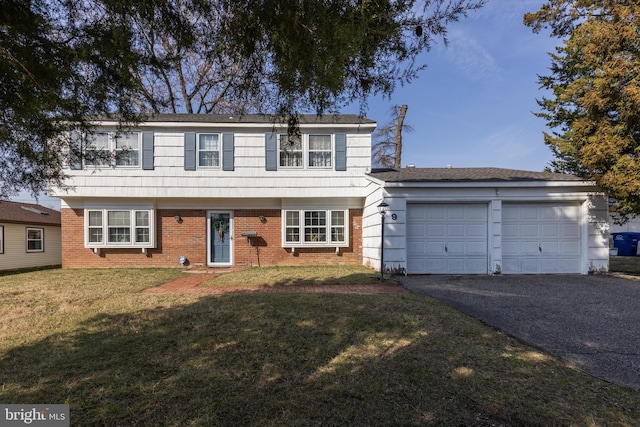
[53, 114, 376, 269]
[53, 113, 610, 274]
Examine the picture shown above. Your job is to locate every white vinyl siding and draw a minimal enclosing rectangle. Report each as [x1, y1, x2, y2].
[26, 228, 44, 253]
[283, 209, 347, 247]
[54, 125, 374, 199]
[86, 209, 154, 247]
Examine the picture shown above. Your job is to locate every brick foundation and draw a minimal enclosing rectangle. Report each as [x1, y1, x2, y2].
[61, 208, 363, 269]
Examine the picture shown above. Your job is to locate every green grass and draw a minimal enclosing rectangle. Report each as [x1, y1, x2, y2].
[1, 267, 639, 426]
[199, 265, 384, 287]
[609, 255, 640, 274]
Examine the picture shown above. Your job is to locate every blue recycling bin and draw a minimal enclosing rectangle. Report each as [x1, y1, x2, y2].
[611, 232, 640, 256]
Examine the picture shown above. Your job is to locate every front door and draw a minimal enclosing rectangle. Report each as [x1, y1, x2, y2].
[208, 212, 232, 265]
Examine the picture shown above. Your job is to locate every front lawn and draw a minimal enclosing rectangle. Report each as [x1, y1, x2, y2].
[199, 264, 385, 287]
[1, 267, 638, 426]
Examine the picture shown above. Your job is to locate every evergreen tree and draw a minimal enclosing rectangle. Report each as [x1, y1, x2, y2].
[525, 1, 640, 218]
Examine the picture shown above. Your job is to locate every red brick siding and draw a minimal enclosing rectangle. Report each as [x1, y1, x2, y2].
[61, 208, 362, 269]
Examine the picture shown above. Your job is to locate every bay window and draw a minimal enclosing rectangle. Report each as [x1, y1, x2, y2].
[283, 209, 347, 246]
[86, 209, 154, 247]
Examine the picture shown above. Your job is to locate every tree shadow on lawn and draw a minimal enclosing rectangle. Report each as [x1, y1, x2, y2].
[1, 293, 638, 426]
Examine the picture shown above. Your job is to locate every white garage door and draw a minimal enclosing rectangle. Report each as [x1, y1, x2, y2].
[407, 204, 488, 274]
[502, 203, 582, 274]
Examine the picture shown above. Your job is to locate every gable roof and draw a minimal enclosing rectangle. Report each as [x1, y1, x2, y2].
[0, 200, 61, 226]
[368, 167, 585, 183]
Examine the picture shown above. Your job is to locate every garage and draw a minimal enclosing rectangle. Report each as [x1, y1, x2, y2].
[364, 167, 607, 275]
[407, 203, 488, 274]
[502, 203, 582, 274]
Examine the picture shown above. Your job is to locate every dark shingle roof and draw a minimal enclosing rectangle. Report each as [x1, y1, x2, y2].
[102, 113, 376, 125]
[0, 200, 61, 226]
[368, 167, 584, 183]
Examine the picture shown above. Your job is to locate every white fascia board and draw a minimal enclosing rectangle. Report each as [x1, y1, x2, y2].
[92, 120, 377, 132]
[375, 180, 598, 189]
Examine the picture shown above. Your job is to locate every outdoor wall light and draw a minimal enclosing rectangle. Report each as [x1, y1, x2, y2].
[174, 215, 182, 223]
[259, 215, 267, 224]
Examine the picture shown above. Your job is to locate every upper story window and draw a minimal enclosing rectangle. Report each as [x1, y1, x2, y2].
[199, 133, 221, 168]
[84, 132, 140, 168]
[279, 134, 303, 167]
[279, 134, 332, 169]
[115, 133, 140, 167]
[26, 228, 44, 252]
[86, 133, 110, 166]
[308, 135, 332, 168]
[85, 208, 154, 247]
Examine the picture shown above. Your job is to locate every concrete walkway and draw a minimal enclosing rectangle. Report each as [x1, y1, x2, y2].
[143, 273, 407, 295]
[398, 274, 640, 392]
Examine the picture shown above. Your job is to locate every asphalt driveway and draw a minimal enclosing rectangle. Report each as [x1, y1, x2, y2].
[398, 274, 640, 391]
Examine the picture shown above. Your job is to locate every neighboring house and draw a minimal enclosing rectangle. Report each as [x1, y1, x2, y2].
[51, 114, 609, 274]
[0, 200, 62, 271]
[362, 167, 609, 275]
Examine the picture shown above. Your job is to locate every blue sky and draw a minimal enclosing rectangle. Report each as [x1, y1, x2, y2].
[363, 0, 558, 171]
[12, 0, 557, 210]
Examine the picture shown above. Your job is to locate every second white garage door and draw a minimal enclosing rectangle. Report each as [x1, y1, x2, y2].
[407, 204, 488, 274]
[502, 203, 582, 274]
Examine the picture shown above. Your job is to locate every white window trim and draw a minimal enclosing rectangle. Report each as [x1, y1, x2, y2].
[197, 132, 222, 169]
[84, 132, 141, 169]
[278, 133, 333, 170]
[85, 208, 155, 248]
[26, 227, 44, 253]
[282, 209, 348, 248]
[0, 225, 4, 254]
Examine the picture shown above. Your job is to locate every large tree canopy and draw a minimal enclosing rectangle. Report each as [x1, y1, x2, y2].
[524, 1, 640, 218]
[1, 0, 484, 199]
